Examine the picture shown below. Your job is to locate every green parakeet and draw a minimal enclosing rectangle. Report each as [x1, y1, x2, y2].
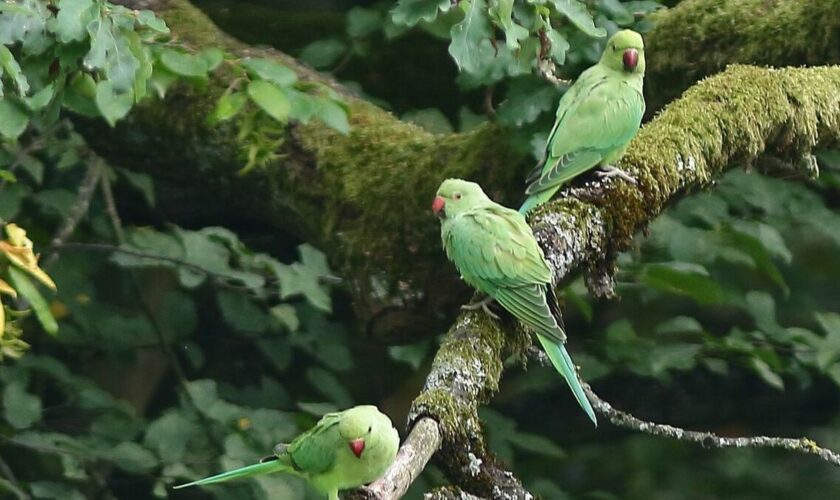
[174, 405, 399, 500]
[520, 29, 646, 214]
[433, 179, 596, 425]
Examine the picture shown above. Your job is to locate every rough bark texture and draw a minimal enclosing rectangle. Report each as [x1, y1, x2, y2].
[80, 0, 840, 497]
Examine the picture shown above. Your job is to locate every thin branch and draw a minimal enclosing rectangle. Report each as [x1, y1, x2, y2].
[0, 453, 30, 500]
[99, 171, 126, 244]
[584, 385, 840, 467]
[348, 418, 442, 500]
[43, 159, 104, 267]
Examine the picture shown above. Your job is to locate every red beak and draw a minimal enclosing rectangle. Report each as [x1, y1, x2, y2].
[432, 196, 446, 216]
[349, 438, 365, 458]
[623, 48, 639, 71]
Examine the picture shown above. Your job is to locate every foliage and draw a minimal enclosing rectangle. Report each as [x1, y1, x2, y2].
[1, 1, 839, 500]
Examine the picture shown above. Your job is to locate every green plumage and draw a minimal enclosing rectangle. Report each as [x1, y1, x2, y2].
[174, 405, 399, 500]
[435, 179, 596, 425]
[520, 29, 646, 214]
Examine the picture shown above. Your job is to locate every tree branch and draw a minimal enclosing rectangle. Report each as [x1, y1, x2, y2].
[583, 385, 840, 467]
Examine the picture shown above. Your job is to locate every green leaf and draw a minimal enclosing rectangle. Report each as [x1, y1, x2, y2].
[306, 367, 353, 407]
[159, 48, 209, 78]
[84, 16, 115, 70]
[247, 80, 290, 123]
[104, 442, 158, 474]
[29, 481, 85, 500]
[347, 7, 383, 38]
[241, 58, 297, 87]
[391, 0, 451, 26]
[199, 48, 224, 71]
[750, 358, 784, 390]
[273, 244, 333, 312]
[299, 39, 348, 69]
[449, 0, 493, 74]
[54, 0, 95, 43]
[210, 92, 247, 123]
[547, 0, 607, 38]
[63, 72, 99, 116]
[0, 46, 30, 95]
[119, 169, 155, 207]
[217, 289, 270, 333]
[95, 80, 133, 126]
[2, 381, 41, 429]
[496, 77, 558, 127]
[489, 0, 529, 50]
[145, 412, 196, 463]
[0, 99, 29, 139]
[24, 83, 55, 111]
[312, 98, 350, 134]
[270, 304, 299, 332]
[8, 267, 58, 335]
[815, 312, 840, 371]
[546, 28, 570, 64]
[640, 263, 727, 304]
[136, 10, 169, 33]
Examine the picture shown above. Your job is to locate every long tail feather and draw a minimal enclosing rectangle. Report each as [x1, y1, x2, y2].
[173, 459, 288, 489]
[536, 334, 597, 426]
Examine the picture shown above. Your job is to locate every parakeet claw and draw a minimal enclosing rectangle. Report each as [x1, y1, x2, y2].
[597, 165, 637, 184]
[461, 296, 500, 320]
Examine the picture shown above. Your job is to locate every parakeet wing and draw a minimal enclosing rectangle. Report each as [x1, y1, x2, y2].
[445, 206, 565, 343]
[285, 411, 342, 474]
[527, 75, 644, 194]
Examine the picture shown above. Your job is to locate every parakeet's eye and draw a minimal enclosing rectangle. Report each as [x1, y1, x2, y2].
[367, 426, 372, 433]
[454, 193, 462, 200]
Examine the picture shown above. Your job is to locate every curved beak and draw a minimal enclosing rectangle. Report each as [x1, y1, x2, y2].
[623, 48, 639, 71]
[349, 438, 365, 458]
[432, 196, 446, 217]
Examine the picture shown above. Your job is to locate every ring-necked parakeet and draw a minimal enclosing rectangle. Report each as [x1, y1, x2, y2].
[433, 179, 596, 425]
[520, 29, 646, 214]
[174, 405, 399, 500]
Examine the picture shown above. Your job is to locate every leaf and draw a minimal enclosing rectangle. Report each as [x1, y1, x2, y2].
[0, 46, 29, 95]
[144, 412, 196, 463]
[23, 83, 55, 111]
[402, 108, 453, 134]
[347, 7, 383, 38]
[0, 99, 29, 140]
[28, 481, 85, 500]
[104, 442, 158, 474]
[136, 10, 169, 33]
[656, 316, 703, 335]
[640, 263, 726, 304]
[391, 0, 451, 26]
[119, 169, 155, 207]
[546, 28, 570, 64]
[199, 47, 224, 72]
[815, 312, 840, 371]
[217, 289, 270, 333]
[312, 98, 350, 134]
[449, 0, 493, 74]
[54, 0, 95, 43]
[3, 381, 41, 429]
[270, 304, 299, 332]
[241, 58, 297, 87]
[298, 38, 348, 69]
[95, 80, 133, 126]
[489, 0, 529, 50]
[247, 80, 290, 123]
[273, 244, 333, 312]
[84, 16, 116, 70]
[8, 267, 58, 335]
[305, 367, 353, 407]
[1, 224, 56, 290]
[496, 77, 558, 127]
[547, 0, 607, 38]
[750, 358, 784, 390]
[210, 92, 247, 123]
[159, 48, 209, 78]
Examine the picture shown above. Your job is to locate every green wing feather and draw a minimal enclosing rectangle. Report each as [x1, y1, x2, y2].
[443, 203, 595, 424]
[285, 411, 342, 474]
[520, 66, 644, 213]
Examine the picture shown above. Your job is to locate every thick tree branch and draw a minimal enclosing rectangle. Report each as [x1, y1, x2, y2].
[583, 386, 840, 467]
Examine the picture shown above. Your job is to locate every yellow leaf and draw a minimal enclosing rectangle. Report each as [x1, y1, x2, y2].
[0, 278, 17, 297]
[0, 224, 56, 291]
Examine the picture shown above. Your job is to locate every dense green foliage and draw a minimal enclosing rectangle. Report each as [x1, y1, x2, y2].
[1, 1, 840, 499]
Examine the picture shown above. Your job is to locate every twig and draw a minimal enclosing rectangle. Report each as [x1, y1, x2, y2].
[347, 418, 442, 500]
[583, 385, 840, 467]
[99, 171, 125, 244]
[0, 453, 30, 500]
[43, 159, 104, 267]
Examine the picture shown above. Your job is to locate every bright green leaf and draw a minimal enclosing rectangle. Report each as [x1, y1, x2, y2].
[3, 381, 41, 429]
[241, 58, 297, 87]
[54, 0, 95, 43]
[299, 39, 347, 69]
[159, 48, 209, 78]
[210, 92, 247, 123]
[95, 80, 133, 126]
[392, 0, 451, 26]
[0, 99, 29, 139]
[547, 0, 607, 38]
[8, 267, 58, 335]
[0, 46, 30, 95]
[247, 80, 290, 122]
[449, 0, 493, 74]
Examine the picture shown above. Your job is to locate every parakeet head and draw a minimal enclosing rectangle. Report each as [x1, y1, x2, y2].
[433, 178, 491, 219]
[600, 29, 645, 75]
[338, 405, 395, 459]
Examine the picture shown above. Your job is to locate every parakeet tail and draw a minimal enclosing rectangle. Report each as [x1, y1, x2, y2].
[536, 334, 597, 426]
[173, 459, 288, 489]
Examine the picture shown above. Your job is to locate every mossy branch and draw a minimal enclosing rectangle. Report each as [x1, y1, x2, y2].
[645, 0, 840, 110]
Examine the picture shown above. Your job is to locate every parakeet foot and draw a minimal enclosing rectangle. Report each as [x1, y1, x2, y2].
[597, 165, 636, 184]
[461, 296, 500, 320]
